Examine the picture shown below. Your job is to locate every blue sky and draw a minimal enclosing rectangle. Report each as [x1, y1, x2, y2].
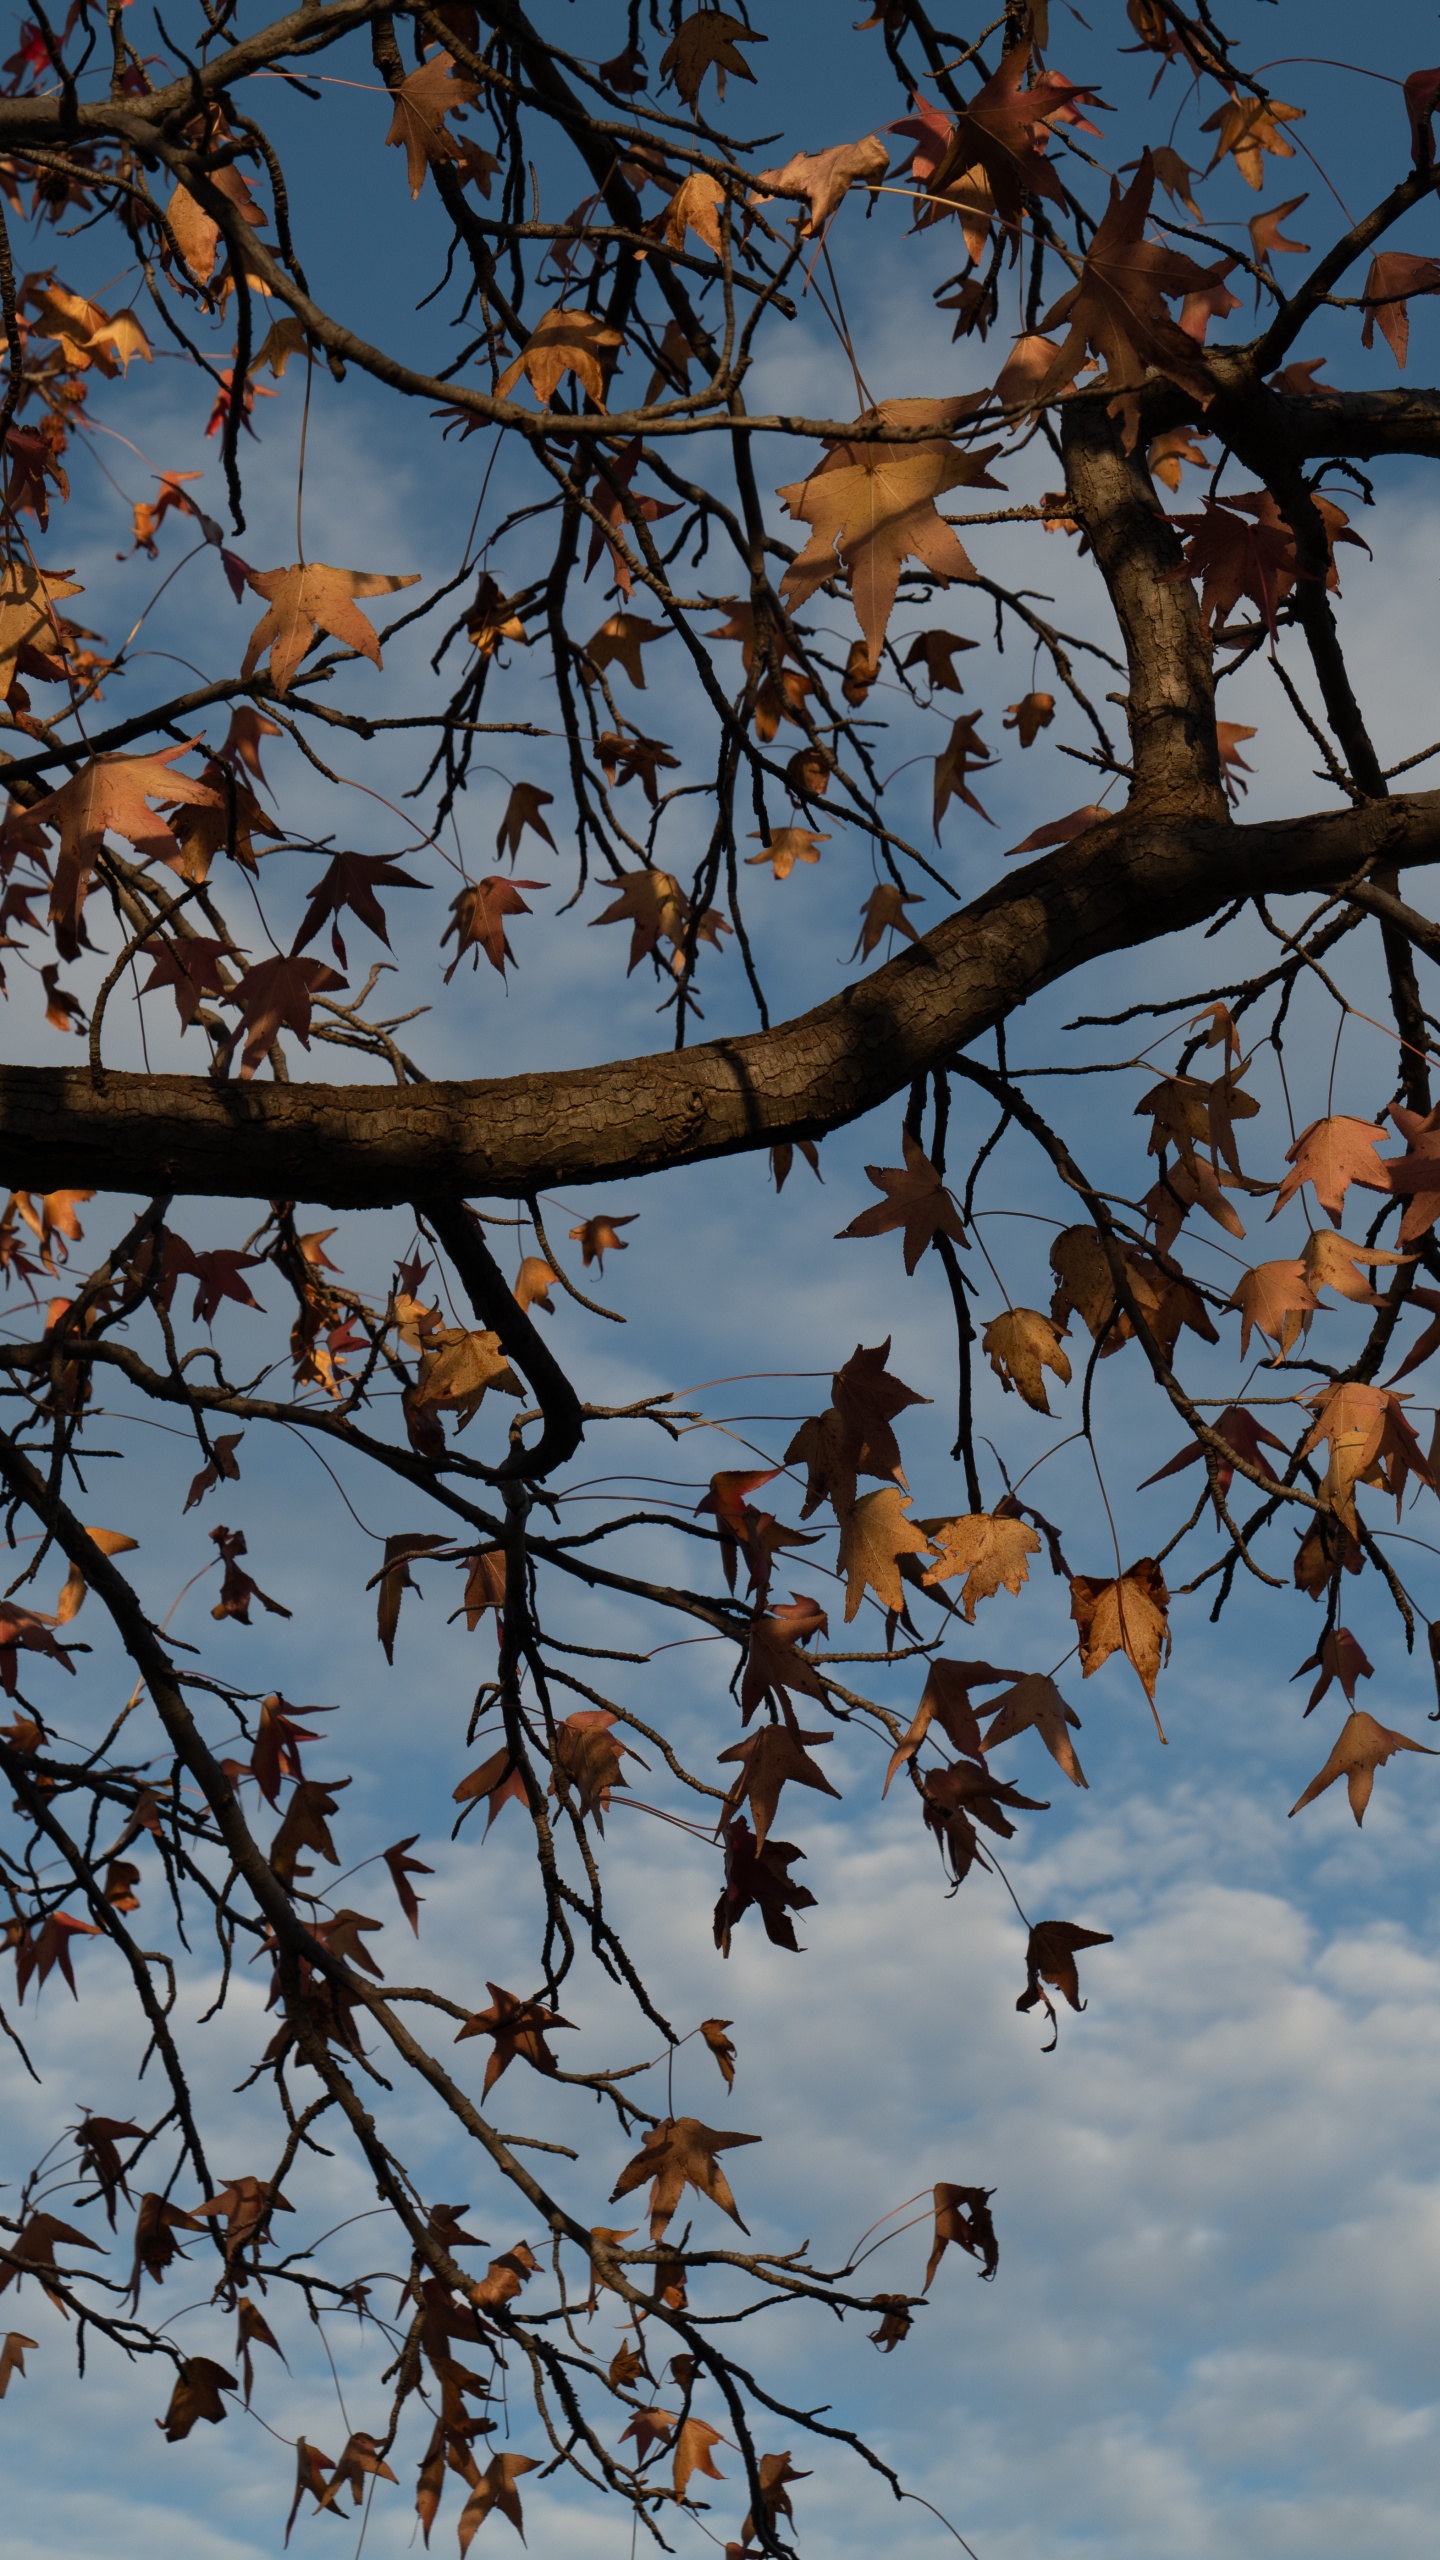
[8, 5, 1440, 2557]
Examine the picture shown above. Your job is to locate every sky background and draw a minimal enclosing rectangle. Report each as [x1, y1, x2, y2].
[8, 4, 1440, 2557]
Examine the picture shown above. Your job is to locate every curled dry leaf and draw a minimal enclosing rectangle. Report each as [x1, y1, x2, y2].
[1003, 690, 1055, 746]
[1292, 1625, 1373, 1715]
[1017, 1920, 1113, 2046]
[752, 131, 889, 235]
[922, 2182, 998, 2288]
[983, 1307, 1071, 1414]
[1290, 1711, 1437, 1825]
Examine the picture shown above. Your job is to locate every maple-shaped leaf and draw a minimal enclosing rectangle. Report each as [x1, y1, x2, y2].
[1139, 1403, 1287, 1509]
[739, 1595, 830, 1723]
[160, 2357, 238, 2442]
[980, 1671, 1087, 1789]
[551, 1706, 641, 1830]
[453, 1744, 528, 1834]
[240, 563, 419, 697]
[590, 867, 688, 972]
[167, 157, 267, 290]
[922, 2182, 998, 2289]
[716, 1720, 838, 1852]
[746, 826, 828, 879]
[457, 2451, 539, 2550]
[29, 744, 222, 962]
[993, 332, 1072, 408]
[567, 1211, 636, 1269]
[441, 875, 544, 981]
[1017, 1920, 1113, 2044]
[226, 954, 346, 1079]
[1070, 1558, 1171, 1710]
[1297, 1380, 1436, 1535]
[0, 2332, 36, 2397]
[610, 2115, 761, 2241]
[495, 782, 555, 862]
[1036, 153, 1224, 424]
[384, 52, 481, 198]
[919, 42, 1104, 234]
[1147, 425, 1212, 492]
[1292, 1625, 1374, 1717]
[696, 1466, 780, 1591]
[836, 1485, 930, 1621]
[714, 1815, 816, 1953]
[582, 610, 671, 691]
[496, 305, 622, 407]
[932, 709, 996, 835]
[1249, 192, 1310, 277]
[983, 1307, 1071, 1415]
[0, 563, 83, 701]
[673, 2415, 726, 2499]
[1290, 1711, 1437, 1826]
[1200, 91, 1303, 188]
[901, 628, 976, 693]
[882, 1655, 1020, 1792]
[837, 1127, 967, 1272]
[833, 1337, 929, 1478]
[739, 2450, 811, 2549]
[779, 402, 999, 670]
[1228, 1256, 1320, 1360]
[1006, 801, 1108, 859]
[1377, 1100, 1440, 1242]
[1301, 1226, 1411, 1307]
[647, 168, 726, 256]
[593, 730, 681, 805]
[619, 2402, 675, 2465]
[920, 1511, 1041, 1620]
[139, 936, 232, 1034]
[752, 131, 889, 236]
[659, 9, 764, 105]
[851, 881, 923, 958]
[381, 1835, 432, 1935]
[413, 1326, 522, 1429]
[27, 280, 152, 376]
[294, 849, 426, 967]
[1003, 691, 1055, 747]
[454, 1981, 574, 2093]
[0, 2211, 103, 2305]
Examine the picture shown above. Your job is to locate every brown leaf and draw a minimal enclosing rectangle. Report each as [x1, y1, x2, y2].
[1017, 1920, 1113, 2043]
[457, 2451, 539, 2550]
[0, 2331, 36, 2396]
[850, 881, 923, 958]
[454, 1981, 573, 2094]
[383, 1834, 432, 1933]
[882, 1655, 1020, 1792]
[1229, 1256, 1321, 1359]
[53, 1524, 137, 1624]
[1274, 1120, 1393, 1233]
[700, 2016, 736, 2089]
[1070, 1558, 1171, 1713]
[778, 401, 1000, 668]
[919, 1511, 1041, 1620]
[1036, 153, 1226, 425]
[980, 1672, 1087, 1788]
[1292, 1625, 1374, 1716]
[29, 744, 222, 961]
[672, 2414, 726, 2499]
[983, 1306, 1071, 1414]
[240, 563, 419, 697]
[660, 10, 764, 106]
[1301, 1226, 1412, 1307]
[496, 305, 622, 406]
[441, 875, 544, 981]
[609, 2115, 761, 2241]
[159, 2357, 237, 2441]
[745, 825, 828, 878]
[383, 52, 481, 197]
[367, 1532, 451, 1664]
[716, 1720, 838, 1852]
[922, 2183, 997, 2289]
[1006, 801, 1108, 858]
[836, 1486, 930, 1621]
[713, 1816, 816, 1953]
[752, 131, 889, 235]
[567, 1212, 636, 1269]
[1200, 92, 1303, 188]
[1290, 1710, 1437, 1825]
[932, 709, 996, 835]
[452, 1746, 528, 1834]
[837, 1127, 967, 1272]
[1360, 249, 1440, 366]
[1002, 690, 1054, 747]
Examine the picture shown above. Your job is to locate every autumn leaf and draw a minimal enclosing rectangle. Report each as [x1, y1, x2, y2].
[739, 1594, 830, 1723]
[1003, 690, 1054, 746]
[1271, 1115, 1391, 1225]
[441, 876, 544, 981]
[922, 2183, 998, 2288]
[1070, 1558, 1171, 1714]
[1017, 1920, 1113, 2045]
[881, 1655, 1020, 1792]
[980, 1671, 1087, 1788]
[1360, 250, 1440, 366]
[660, 10, 764, 106]
[1229, 1256, 1321, 1360]
[745, 826, 828, 878]
[901, 628, 976, 693]
[1139, 1403, 1286, 1509]
[495, 306, 622, 406]
[752, 132, 889, 236]
[1297, 1380, 1436, 1534]
[495, 782, 555, 861]
[0, 563, 83, 700]
[159, 2357, 238, 2441]
[716, 1720, 839, 1851]
[1290, 1711, 1437, 1825]
[454, 1981, 573, 2093]
[457, 2451, 539, 2549]
[836, 1127, 967, 1271]
[1375, 1100, 1440, 1242]
[293, 849, 427, 968]
[851, 881, 923, 958]
[29, 744, 223, 961]
[1005, 802, 1107, 858]
[227, 954, 346, 1079]
[1147, 425, 1211, 491]
[367, 1532, 451, 1664]
[836, 1485, 930, 1620]
[919, 1511, 1041, 1620]
[384, 52, 481, 199]
[647, 169, 726, 255]
[609, 2115, 761, 2240]
[713, 1815, 817, 1953]
[568, 1212, 637, 1268]
[1200, 91, 1303, 187]
[700, 2016, 736, 2089]
[673, 2414, 726, 2499]
[932, 709, 996, 834]
[582, 611, 670, 688]
[453, 1744, 528, 1834]
[1292, 1625, 1374, 1715]
[983, 1307, 1071, 1414]
[695, 1466, 780, 1592]
[54, 1524, 138, 1625]
[413, 1326, 523, 1429]
[590, 867, 689, 972]
[1035, 153, 1225, 424]
[1301, 1226, 1411, 1307]
[383, 1834, 433, 1933]
[27, 280, 152, 375]
[0, 2332, 36, 2397]
[241, 563, 418, 697]
[778, 401, 1000, 669]
[1250, 193, 1309, 275]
